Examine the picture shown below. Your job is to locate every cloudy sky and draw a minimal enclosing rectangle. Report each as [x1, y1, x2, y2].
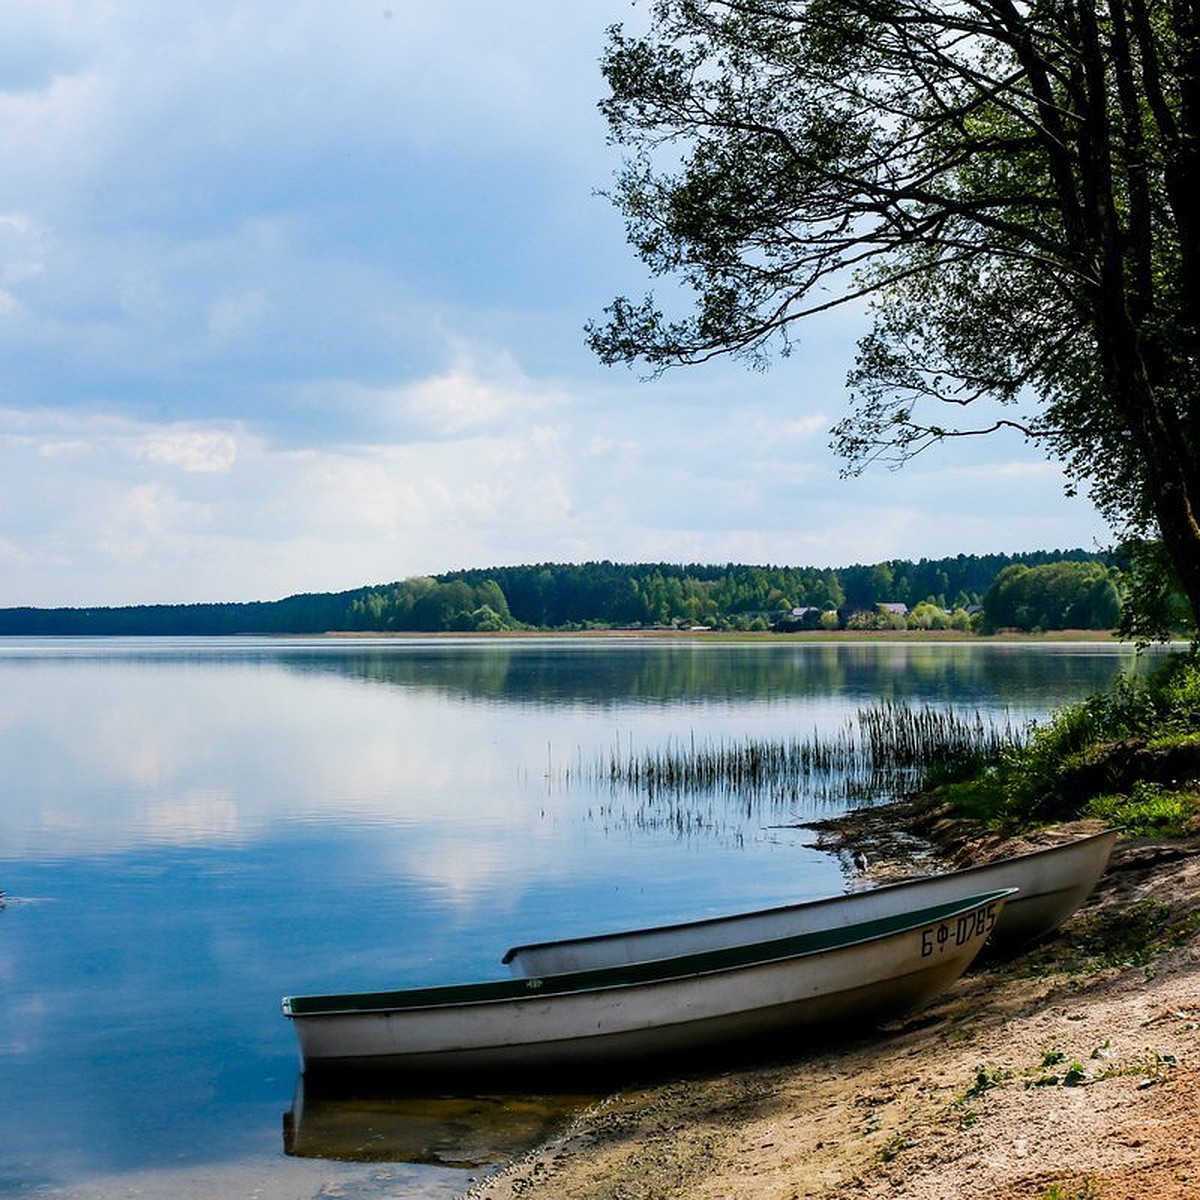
[0, 1, 1111, 608]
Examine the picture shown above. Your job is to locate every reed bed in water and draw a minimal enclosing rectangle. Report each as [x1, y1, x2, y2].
[856, 700, 1019, 768]
[585, 702, 1025, 808]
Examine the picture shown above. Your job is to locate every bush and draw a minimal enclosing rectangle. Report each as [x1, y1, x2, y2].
[943, 651, 1200, 829]
[1152, 654, 1200, 730]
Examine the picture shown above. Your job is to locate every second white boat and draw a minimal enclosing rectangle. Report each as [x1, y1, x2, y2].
[502, 829, 1116, 978]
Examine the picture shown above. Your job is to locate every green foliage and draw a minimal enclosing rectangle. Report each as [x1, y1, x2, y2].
[962, 1064, 1010, 1101]
[589, 0, 1200, 636]
[846, 605, 908, 631]
[1085, 782, 1193, 836]
[0, 551, 1112, 635]
[927, 775, 1011, 822]
[953, 1063, 1012, 1128]
[343, 577, 523, 634]
[1114, 538, 1195, 644]
[1001, 654, 1199, 823]
[939, 652, 1200, 828]
[983, 561, 1121, 632]
[1037, 1180, 1101, 1200]
[1152, 654, 1200, 729]
[1061, 1062, 1089, 1087]
[1000, 675, 1155, 820]
[906, 601, 974, 631]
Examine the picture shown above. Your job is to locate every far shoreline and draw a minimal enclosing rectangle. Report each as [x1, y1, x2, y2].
[317, 627, 1127, 643]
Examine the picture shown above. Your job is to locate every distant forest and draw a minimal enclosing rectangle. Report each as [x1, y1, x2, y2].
[0, 550, 1120, 636]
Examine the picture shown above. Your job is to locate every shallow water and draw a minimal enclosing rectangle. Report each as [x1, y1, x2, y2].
[0, 637, 1151, 1198]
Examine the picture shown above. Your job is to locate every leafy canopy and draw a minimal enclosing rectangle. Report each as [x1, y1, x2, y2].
[589, 0, 1200, 634]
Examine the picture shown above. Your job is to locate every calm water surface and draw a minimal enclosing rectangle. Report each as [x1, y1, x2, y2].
[0, 637, 1154, 1198]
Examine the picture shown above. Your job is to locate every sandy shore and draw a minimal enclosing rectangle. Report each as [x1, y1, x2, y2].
[465, 810, 1200, 1200]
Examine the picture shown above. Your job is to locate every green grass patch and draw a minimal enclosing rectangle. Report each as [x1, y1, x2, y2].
[1085, 781, 1196, 835]
[951, 1063, 1013, 1128]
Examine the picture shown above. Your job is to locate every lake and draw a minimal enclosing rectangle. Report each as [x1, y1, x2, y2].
[0, 637, 1156, 1199]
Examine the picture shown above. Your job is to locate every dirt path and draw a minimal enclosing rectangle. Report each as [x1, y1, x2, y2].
[464, 826, 1200, 1200]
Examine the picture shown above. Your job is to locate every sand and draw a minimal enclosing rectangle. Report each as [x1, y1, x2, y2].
[464, 819, 1200, 1200]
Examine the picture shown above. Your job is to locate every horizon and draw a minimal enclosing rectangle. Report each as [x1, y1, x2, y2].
[0, 545, 1108, 612]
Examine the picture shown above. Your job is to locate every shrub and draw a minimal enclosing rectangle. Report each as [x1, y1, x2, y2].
[941, 651, 1200, 829]
[1085, 782, 1191, 836]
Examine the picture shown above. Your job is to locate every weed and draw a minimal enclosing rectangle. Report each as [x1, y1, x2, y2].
[937, 650, 1200, 830]
[960, 1064, 1010, 1101]
[1026, 1073, 1062, 1089]
[1086, 780, 1193, 835]
[587, 702, 1024, 807]
[1092, 1049, 1179, 1085]
[953, 1064, 1011, 1127]
[1062, 1061, 1089, 1086]
[1014, 1044, 1090, 1089]
[927, 773, 1011, 824]
[1038, 1181, 1101, 1200]
[875, 1133, 917, 1163]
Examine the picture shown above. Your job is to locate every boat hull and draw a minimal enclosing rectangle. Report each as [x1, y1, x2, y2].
[502, 829, 1117, 978]
[284, 890, 1011, 1076]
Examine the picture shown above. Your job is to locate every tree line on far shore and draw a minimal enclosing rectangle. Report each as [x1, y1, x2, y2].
[0, 550, 1137, 636]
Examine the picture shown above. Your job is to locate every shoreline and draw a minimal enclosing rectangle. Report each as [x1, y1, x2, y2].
[465, 802, 1200, 1200]
[319, 628, 1125, 642]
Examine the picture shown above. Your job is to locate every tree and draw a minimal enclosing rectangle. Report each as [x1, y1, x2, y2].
[588, 0, 1200, 635]
[1113, 537, 1192, 641]
[982, 560, 1121, 630]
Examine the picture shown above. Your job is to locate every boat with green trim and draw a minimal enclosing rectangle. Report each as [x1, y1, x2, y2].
[282, 888, 1013, 1077]
[503, 829, 1117, 978]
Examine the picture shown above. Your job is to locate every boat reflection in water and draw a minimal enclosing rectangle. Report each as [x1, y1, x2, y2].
[283, 1075, 593, 1169]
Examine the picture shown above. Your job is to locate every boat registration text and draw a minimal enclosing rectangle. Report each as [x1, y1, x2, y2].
[920, 900, 1001, 957]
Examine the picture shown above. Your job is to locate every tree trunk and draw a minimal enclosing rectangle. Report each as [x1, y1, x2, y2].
[1076, 0, 1200, 632]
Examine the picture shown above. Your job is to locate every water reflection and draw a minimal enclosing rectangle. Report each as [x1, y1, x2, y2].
[283, 1078, 591, 1168]
[0, 634, 1160, 711]
[231, 638, 1163, 711]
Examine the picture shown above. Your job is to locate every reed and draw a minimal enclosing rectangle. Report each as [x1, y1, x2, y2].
[856, 700, 1020, 770]
[582, 702, 1024, 808]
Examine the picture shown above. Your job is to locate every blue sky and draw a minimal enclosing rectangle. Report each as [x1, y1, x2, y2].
[0, 1, 1111, 607]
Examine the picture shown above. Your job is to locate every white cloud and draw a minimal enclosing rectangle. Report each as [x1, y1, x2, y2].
[0, 536, 27, 564]
[88, 482, 207, 565]
[402, 369, 541, 436]
[386, 352, 564, 436]
[135, 430, 239, 474]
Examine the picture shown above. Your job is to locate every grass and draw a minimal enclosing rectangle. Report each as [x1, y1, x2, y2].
[1085, 781, 1198, 835]
[951, 1063, 1013, 1128]
[930, 651, 1200, 832]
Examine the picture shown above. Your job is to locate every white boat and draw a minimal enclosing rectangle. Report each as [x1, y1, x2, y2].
[282, 888, 1013, 1077]
[503, 829, 1117, 978]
